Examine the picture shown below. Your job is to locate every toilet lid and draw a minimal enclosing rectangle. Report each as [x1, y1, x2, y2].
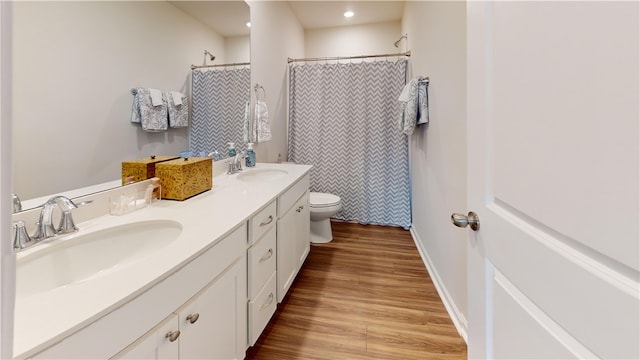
[310, 192, 341, 208]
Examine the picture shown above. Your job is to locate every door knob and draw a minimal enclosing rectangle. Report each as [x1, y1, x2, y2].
[186, 313, 200, 324]
[165, 330, 181, 342]
[451, 212, 480, 231]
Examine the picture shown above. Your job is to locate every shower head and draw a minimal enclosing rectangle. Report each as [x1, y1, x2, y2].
[204, 50, 215, 61]
[394, 34, 407, 48]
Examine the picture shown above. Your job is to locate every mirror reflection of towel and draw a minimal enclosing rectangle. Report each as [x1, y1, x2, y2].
[254, 100, 271, 142]
[149, 88, 163, 106]
[131, 88, 168, 132]
[243, 101, 251, 142]
[167, 91, 188, 128]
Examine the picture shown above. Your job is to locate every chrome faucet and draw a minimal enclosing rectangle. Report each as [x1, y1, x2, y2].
[13, 195, 92, 251]
[12, 193, 22, 213]
[207, 150, 221, 161]
[227, 151, 245, 174]
[32, 196, 92, 241]
[13, 220, 34, 251]
[32, 196, 76, 241]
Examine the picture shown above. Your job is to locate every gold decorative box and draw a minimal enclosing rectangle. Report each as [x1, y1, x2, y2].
[121, 155, 180, 185]
[155, 157, 213, 200]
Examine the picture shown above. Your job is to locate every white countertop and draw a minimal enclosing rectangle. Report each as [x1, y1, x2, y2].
[13, 163, 312, 358]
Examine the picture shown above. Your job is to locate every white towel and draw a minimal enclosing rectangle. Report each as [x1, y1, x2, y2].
[398, 81, 413, 102]
[149, 88, 163, 106]
[130, 88, 168, 132]
[254, 100, 271, 142]
[166, 91, 188, 128]
[171, 91, 183, 106]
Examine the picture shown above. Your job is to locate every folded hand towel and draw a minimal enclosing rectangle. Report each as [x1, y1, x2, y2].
[171, 91, 183, 106]
[149, 88, 163, 106]
[254, 100, 271, 142]
[166, 91, 188, 128]
[131, 88, 168, 132]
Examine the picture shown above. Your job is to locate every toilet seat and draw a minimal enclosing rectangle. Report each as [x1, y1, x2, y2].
[310, 192, 341, 208]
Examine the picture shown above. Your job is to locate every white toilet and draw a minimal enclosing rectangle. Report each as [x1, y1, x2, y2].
[309, 192, 342, 243]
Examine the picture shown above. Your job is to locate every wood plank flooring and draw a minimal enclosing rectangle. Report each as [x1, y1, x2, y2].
[246, 221, 467, 360]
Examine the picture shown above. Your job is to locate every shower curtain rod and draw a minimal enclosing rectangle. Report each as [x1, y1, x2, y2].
[287, 51, 411, 64]
[190, 61, 250, 70]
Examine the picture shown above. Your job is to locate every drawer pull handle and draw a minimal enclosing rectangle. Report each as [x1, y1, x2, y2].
[259, 248, 274, 263]
[165, 330, 181, 342]
[259, 215, 273, 227]
[260, 293, 274, 310]
[186, 313, 200, 324]
[296, 205, 304, 213]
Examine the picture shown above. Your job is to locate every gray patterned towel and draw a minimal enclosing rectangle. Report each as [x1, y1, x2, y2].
[131, 87, 168, 132]
[398, 77, 419, 135]
[254, 100, 271, 142]
[167, 91, 188, 128]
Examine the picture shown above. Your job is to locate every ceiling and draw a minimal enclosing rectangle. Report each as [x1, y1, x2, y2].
[169, 1, 251, 37]
[288, 1, 405, 29]
[169, 1, 405, 37]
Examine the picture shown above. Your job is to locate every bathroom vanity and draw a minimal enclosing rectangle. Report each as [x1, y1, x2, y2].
[12, 163, 312, 359]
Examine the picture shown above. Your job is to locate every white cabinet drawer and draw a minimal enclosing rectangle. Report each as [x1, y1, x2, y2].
[247, 228, 277, 299]
[248, 273, 277, 346]
[248, 200, 277, 245]
[277, 174, 310, 217]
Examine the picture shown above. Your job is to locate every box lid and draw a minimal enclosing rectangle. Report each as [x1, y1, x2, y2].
[157, 157, 212, 167]
[124, 155, 180, 165]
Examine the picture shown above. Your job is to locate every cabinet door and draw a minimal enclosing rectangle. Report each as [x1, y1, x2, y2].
[276, 205, 297, 303]
[178, 257, 247, 360]
[295, 192, 310, 269]
[113, 314, 180, 360]
[277, 191, 311, 303]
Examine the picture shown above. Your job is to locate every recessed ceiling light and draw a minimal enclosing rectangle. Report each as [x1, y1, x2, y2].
[246, 21, 251, 28]
[343, 11, 354, 18]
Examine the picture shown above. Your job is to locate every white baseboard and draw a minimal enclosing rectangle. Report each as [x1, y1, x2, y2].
[410, 227, 468, 343]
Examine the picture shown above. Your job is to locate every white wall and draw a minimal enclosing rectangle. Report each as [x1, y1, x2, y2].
[12, 1, 224, 200]
[248, 1, 304, 162]
[305, 21, 401, 58]
[225, 35, 251, 64]
[402, 1, 468, 339]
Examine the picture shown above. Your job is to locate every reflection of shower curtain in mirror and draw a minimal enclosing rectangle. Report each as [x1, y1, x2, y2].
[288, 59, 411, 228]
[190, 67, 250, 156]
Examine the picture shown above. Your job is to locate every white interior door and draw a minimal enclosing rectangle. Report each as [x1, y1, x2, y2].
[465, 2, 639, 359]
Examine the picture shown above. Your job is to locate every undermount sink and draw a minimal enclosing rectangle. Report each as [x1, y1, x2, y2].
[237, 168, 288, 182]
[16, 220, 182, 298]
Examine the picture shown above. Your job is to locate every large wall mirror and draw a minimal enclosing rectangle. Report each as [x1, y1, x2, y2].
[12, 0, 250, 210]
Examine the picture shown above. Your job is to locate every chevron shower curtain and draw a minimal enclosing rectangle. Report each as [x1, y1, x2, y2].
[288, 60, 411, 228]
[190, 67, 250, 155]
